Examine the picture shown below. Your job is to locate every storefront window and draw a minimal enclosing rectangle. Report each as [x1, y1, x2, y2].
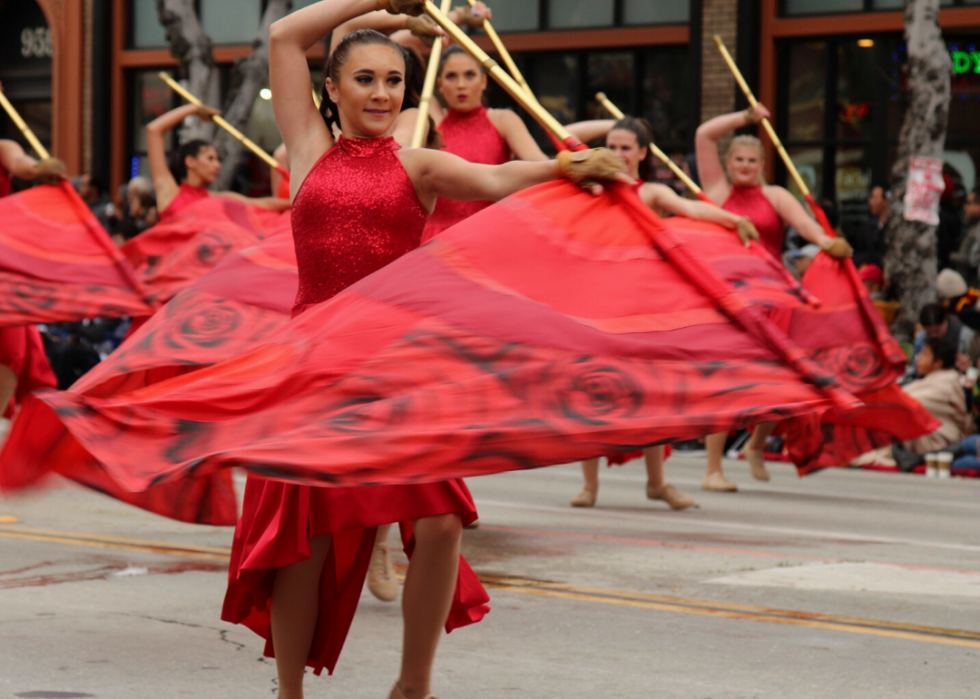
[547, 0, 614, 29]
[200, 0, 261, 45]
[132, 0, 167, 48]
[787, 42, 825, 143]
[587, 52, 635, 118]
[639, 48, 690, 149]
[786, 147, 823, 200]
[837, 41, 876, 141]
[483, 0, 539, 32]
[836, 146, 873, 236]
[0, 0, 53, 153]
[526, 53, 579, 127]
[624, 1, 690, 25]
[129, 71, 175, 179]
[784, 0, 862, 14]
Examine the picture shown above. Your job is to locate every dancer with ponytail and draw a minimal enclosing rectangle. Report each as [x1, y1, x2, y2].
[225, 3, 627, 697]
[422, 44, 615, 241]
[695, 103, 853, 491]
[146, 104, 289, 220]
[569, 116, 760, 510]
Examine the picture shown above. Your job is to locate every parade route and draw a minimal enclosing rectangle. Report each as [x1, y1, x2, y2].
[2, 454, 979, 698]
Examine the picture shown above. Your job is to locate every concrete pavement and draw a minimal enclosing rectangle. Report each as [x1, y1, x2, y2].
[1, 454, 979, 698]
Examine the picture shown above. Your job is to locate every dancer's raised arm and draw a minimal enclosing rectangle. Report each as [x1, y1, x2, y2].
[695, 104, 768, 203]
[146, 103, 218, 212]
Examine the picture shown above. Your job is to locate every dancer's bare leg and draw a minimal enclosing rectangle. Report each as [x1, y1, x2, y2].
[270, 534, 333, 699]
[368, 523, 399, 601]
[703, 433, 737, 491]
[0, 365, 16, 417]
[645, 446, 696, 510]
[397, 513, 462, 699]
[570, 458, 600, 507]
[743, 421, 778, 481]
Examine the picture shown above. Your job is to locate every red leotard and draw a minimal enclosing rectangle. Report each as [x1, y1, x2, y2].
[0, 164, 57, 415]
[421, 106, 511, 242]
[159, 182, 210, 221]
[0, 162, 10, 198]
[221, 136, 488, 676]
[722, 184, 786, 259]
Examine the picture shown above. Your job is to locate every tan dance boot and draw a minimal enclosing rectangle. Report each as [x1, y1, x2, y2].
[742, 444, 771, 482]
[569, 487, 597, 507]
[701, 471, 738, 492]
[367, 542, 399, 602]
[647, 483, 696, 510]
[389, 684, 438, 699]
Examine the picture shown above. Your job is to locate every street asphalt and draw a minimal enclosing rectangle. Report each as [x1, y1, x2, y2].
[1, 453, 979, 698]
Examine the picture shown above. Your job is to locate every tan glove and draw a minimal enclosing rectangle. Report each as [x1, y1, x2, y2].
[735, 217, 760, 246]
[822, 237, 854, 260]
[32, 157, 66, 183]
[452, 5, 486, 26]
[377, 0, 426, 16]
[557, 148, 626, 190]
[405, 15, 442, 45]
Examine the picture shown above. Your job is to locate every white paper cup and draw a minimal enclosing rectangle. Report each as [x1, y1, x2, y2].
[937, 452, 953, 478]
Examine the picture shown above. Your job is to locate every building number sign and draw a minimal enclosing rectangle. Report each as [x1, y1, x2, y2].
[21, 27, 54, 59]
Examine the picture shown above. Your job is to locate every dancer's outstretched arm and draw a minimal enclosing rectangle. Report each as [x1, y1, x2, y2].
[146, 103, 216, 211]
[0, 140, 64, 182]
[643, 183, 759, 246]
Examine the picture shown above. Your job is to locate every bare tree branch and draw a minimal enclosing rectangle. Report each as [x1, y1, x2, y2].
[884, 0, 951, 340]
[213, 0, 292, 190]
[155, 0, 220, 141]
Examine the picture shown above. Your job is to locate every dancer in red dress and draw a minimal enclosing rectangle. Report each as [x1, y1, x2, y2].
[569, 117, 761, 510]
[422, 45, 614, 241]
[231, 3, 626, 697]
[0, 137, 63, 437]
[146, 104, 290, 221]
[695, 103, 853, 491]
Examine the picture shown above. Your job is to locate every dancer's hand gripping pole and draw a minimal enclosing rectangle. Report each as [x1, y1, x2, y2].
[158, 72, 289, 178]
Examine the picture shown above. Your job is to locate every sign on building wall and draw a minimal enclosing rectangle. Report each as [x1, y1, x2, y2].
[903, 157, 945, 226]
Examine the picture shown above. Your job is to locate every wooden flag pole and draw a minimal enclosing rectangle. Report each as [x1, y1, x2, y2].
[412, 0, 453, 148]
[158, 72, 288, 176]
[422, 1, 584, 151]
[0, 91, 50, 160]
[596, 92, 710, 203]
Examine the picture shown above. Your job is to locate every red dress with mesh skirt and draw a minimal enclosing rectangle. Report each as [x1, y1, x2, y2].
[0, 165, 57, 417]
[220, 136, 489, 677]
[159, 182, 210, 222]
[723, 184, 785, 259]
[421, 106, 511, 242]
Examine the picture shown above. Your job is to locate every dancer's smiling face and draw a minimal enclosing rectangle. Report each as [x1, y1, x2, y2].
[438, 52, 487, 112]
[726, 143, 764, 187]
[326, 44, 406, 139]
[606, 129, 648, 181]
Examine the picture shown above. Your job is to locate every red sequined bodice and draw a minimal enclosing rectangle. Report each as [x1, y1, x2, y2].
[422, 106, 511, 241]
[291, 136, 427, 309]
[0, 165, 11, 199]
[723, 185, 785, 258]
[160, 182, 210, 221]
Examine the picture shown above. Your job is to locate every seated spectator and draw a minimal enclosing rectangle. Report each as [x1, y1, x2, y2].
[937, 268, 980, 332]
[859, 264, 886, 300]
[853, 337, 973, 468]
[909, 302, 973, 379]
[788, 244, 820, 281]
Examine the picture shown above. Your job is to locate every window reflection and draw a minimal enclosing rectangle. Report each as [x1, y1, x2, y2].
[547, 0, 614, 29]
[787, 42, 825, 143]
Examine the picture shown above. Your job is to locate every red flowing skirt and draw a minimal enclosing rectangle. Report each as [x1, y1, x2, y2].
[0, 326, 56, 418]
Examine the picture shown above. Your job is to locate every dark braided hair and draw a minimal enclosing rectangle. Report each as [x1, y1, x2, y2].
[609, 117, 655, 182]
[319, 30, 439, 149]
[169, 139, 212, 182]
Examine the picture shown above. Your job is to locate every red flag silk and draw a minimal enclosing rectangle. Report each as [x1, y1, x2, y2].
[121, 197, 289, 306]
[0, 233, 300, 525]
[0, 182, 154, 325]
[5, 180, 875, 498]
[0, 326, 56, 418]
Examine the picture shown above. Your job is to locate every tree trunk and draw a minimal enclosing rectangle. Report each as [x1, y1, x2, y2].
[155, 0, 220, 141]
[884, 0, 951, 341]
[212, 0, 291, 191]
